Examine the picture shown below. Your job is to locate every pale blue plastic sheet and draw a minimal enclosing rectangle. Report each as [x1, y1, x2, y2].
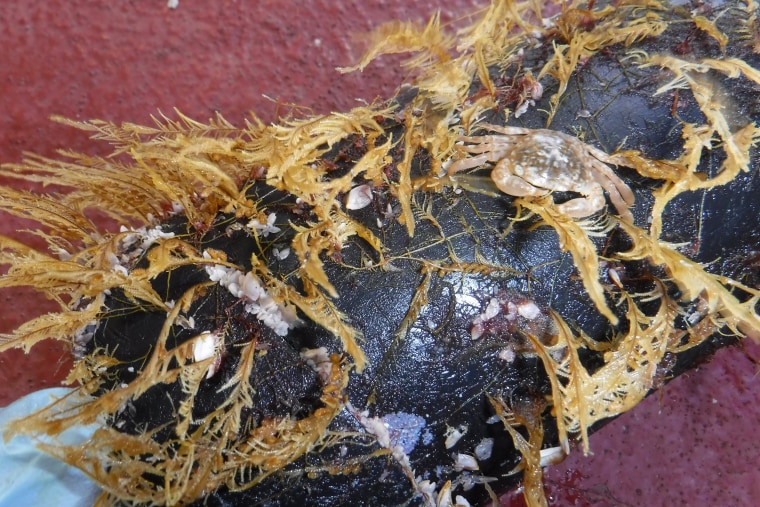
[0, 388, 100, 506]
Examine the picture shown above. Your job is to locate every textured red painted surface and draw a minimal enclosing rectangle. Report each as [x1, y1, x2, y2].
[0, 1, 757, 506]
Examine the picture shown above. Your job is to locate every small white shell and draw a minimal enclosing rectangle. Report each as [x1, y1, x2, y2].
[470, 297, 501, 340]
[539, 446, 566, 467]
[345, 184, 373, 210]
[517, 300, 541, 320]
[273, 247, 290, 260]
[498, 347, 516, 363]
[444, 425, 467, 449]
[193, 332, 218, 363]
[454, 496, 472, 507]
[474, 437, 494, 461]
[453, 453, 479, 471]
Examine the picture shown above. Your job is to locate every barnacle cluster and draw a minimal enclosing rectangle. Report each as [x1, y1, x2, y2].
[1, 1, 759, 506]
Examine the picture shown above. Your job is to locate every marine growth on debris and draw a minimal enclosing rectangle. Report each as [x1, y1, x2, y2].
[1, 1, 759, 506]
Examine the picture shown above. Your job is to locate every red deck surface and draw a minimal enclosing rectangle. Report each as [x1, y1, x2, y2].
[1, 1, 758, 505]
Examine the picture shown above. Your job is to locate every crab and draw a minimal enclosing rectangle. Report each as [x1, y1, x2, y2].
[447, 124, 635, 221]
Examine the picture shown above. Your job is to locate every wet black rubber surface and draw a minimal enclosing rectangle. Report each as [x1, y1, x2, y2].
[92, 6, 760, 506]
